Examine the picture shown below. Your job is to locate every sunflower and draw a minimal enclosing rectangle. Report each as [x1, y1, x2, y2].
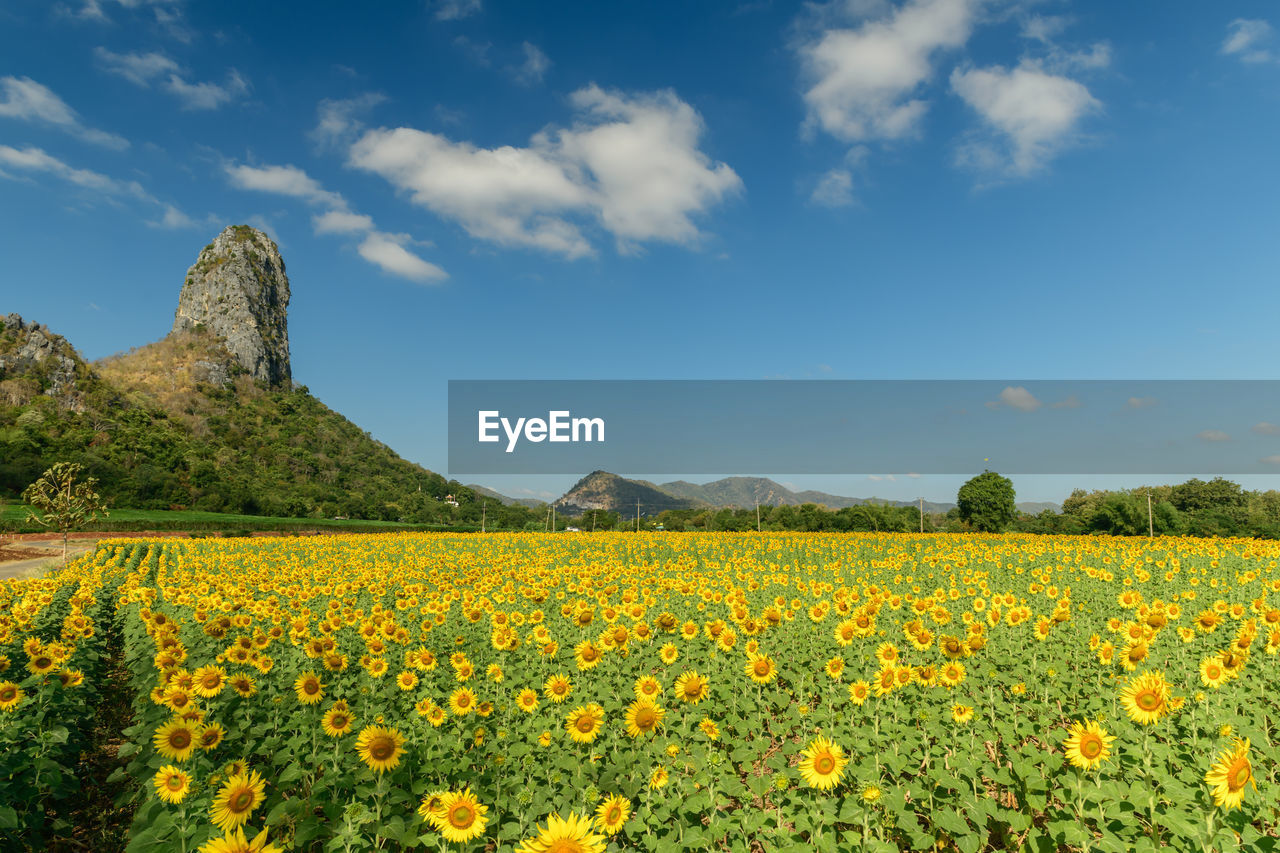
[428, 706, 446, 727]
[210, 768, 266, 832]
[27, 652, 58, 676]
[0, 681, 24, 712]
[397, 671, 419, 691]
[433, 788, 488, 843]
[230, 674, 256, 697]
[294, 671, 324, 705]
[544, 674, 572, 703]
[861, 783, 882, 803]
[951, 704, 974, 723]
[674, 670, 709, 704]
[515, 811, 608, 853]
[659, 644, 679, 664]
[198, 828, 282, 853]
[153, 718, 198, 762]
[745, 653, 777, 684]
[798, 735, 849, 791]
[1199, 655, 1229, 689]
[624, 699, 665, 738]
[322, 706, 355, 737]
[449, 687, 477, 716]
[699, 718, 720, 740]
[847, 680, 870, 705]
[1120, 670, 1171, 725]
[594, 794, 631, 835]
[938, 661, 965, 689]
[1205, 737, 1255, 810]
[192, 666, 227, 698]
[566, 704, 605, 743]
[199, 722, 226, 750]
[634, 675, 662, 701]
[574, 641, 604, 671]
[153, 764, 192, 804]
[1062, 720, 1115, 771]
[516, 688, 539, 713]
[649, 767, 670, 789]
[355, 725, 406, 773]
[873, 666, 897, 697]
[825, 657, 844, 680]
[417, 790, 447, 824]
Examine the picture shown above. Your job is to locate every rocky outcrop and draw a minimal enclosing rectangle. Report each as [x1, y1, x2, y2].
[172, 225, 291, 387]
[0, 313, 81, 397]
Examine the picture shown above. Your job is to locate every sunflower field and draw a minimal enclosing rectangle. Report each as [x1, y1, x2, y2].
[2, 532, 1279, 852]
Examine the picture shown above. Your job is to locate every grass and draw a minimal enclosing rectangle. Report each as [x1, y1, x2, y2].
[0, 504, 488, 534]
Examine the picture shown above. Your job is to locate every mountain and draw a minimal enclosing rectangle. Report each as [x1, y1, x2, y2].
[554, 471, 1059, 515]
[467, 484, 545, 508]
[557, 471, 696, 515]
[0, 225, 473, 521]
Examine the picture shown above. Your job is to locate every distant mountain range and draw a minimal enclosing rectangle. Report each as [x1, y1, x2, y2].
[522, 471, 1060, 516]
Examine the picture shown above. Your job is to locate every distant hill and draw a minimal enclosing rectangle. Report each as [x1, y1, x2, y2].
[554, 471, 1058, 516]
[0, 226, 475, 521]
[467, 484, 545, 508]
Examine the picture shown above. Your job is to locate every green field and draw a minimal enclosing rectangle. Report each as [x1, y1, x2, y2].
[0, 504, 482, 534]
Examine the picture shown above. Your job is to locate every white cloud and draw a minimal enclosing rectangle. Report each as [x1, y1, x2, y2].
[987, 385, 1042, 411]
[225, 160, 445, 282]
[154, 203, 196, 228]
[311, 93, 386, 148]
[810, 168, 854, 206]
[313, 209, 375, 234]
[951, 61, 1099, 175]
[95, 48, 248, 110]
[1223, 19, 1275, 64]
[1263, 455, 1280, 465]
[1052, 394, 1082, 409]
[435, 0, 481, 20]
[0, 76, 128, 149]
[514, 42, 551, 86]
[349, 85, 741, 257]
[1127, 396, 1157, 409]
[1197, 429, 1231, 442]
[226, 163, 346, 208]
[357, 232, 447, 283]
[1253, 422, 1280, 435]
[798, 0, 976, 143]
[0, 144, 148, 198]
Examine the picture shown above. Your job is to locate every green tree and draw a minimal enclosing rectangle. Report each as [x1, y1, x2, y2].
[957, 471, 1017, 533]
[22, 462, 109, 564]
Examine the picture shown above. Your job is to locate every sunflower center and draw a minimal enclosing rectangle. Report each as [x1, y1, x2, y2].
[1229, 760, 1251, 790]
[576, 716, 596, 733]
[636, 708, 656, 728]
[166, 776, 184, 791]
[230, 790, 255, 812]
[815, 754, 835, 775]
[305, 682, 319, 694]
[370, 738, 394, 760]
[1080, 735, 1102, 759]
[754, 661, 770, 676]
[1136, 690, 1161, 711]
[450, 805, 474, 827]
[170, 731, 191, 749]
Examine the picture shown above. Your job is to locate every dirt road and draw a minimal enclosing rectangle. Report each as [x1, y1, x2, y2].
[0, 538, 97, 579]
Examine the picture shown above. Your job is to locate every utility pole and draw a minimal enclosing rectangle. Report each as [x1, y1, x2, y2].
[635, 499, 640, 532]
[481, 501, 486, 533]
[919, 497, 924, 533]
[756, 501, 761, 532]
[552, 502, 556, 532]
[591, 511, 596, 532]
[1147, 491, 1154, 538]
[545, 506, 551, 532]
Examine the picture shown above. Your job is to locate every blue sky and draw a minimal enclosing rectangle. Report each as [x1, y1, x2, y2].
[2, 0, 1279, 504]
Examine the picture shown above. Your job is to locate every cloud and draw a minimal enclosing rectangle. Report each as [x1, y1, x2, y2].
[435, 0, 481, 20]
[224, 160, 446, 282]
[1263, 455, 1280, 465]
[94, 48, 249, 110]
[798, 0, 976, 144]
[0, 76, 128, 149]
[1223, 19, 1275, 64]
[357, 232, 447, 283]
[1127, 396, 1157, 409]
[514, 42, 551, 86]
[0, 144, 148, 198]
[348, 85, 741, 257]
[1051, 394, 1081, 409]
[986, 385, 1042, 412]
[153, 203, 196, 228]
[311, 93, 386, 148]
[1197, 429, 1231, 442]
[951, 61, 1099, 175]
[312, 209, 375, 234]
[906, 472, 921, 478]
[810, 168, 854, 206]
[1253, 422, 1280, 435]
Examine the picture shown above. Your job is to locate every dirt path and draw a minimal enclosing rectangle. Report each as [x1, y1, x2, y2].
[0, 539, 97, 579]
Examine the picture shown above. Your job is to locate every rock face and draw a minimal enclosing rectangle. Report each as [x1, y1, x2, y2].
[172, 225, 291, 387]
[0, 313, 81, 397]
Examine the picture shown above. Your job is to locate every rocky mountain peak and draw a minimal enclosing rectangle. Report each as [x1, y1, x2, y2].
[172, 225, 291, 387]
